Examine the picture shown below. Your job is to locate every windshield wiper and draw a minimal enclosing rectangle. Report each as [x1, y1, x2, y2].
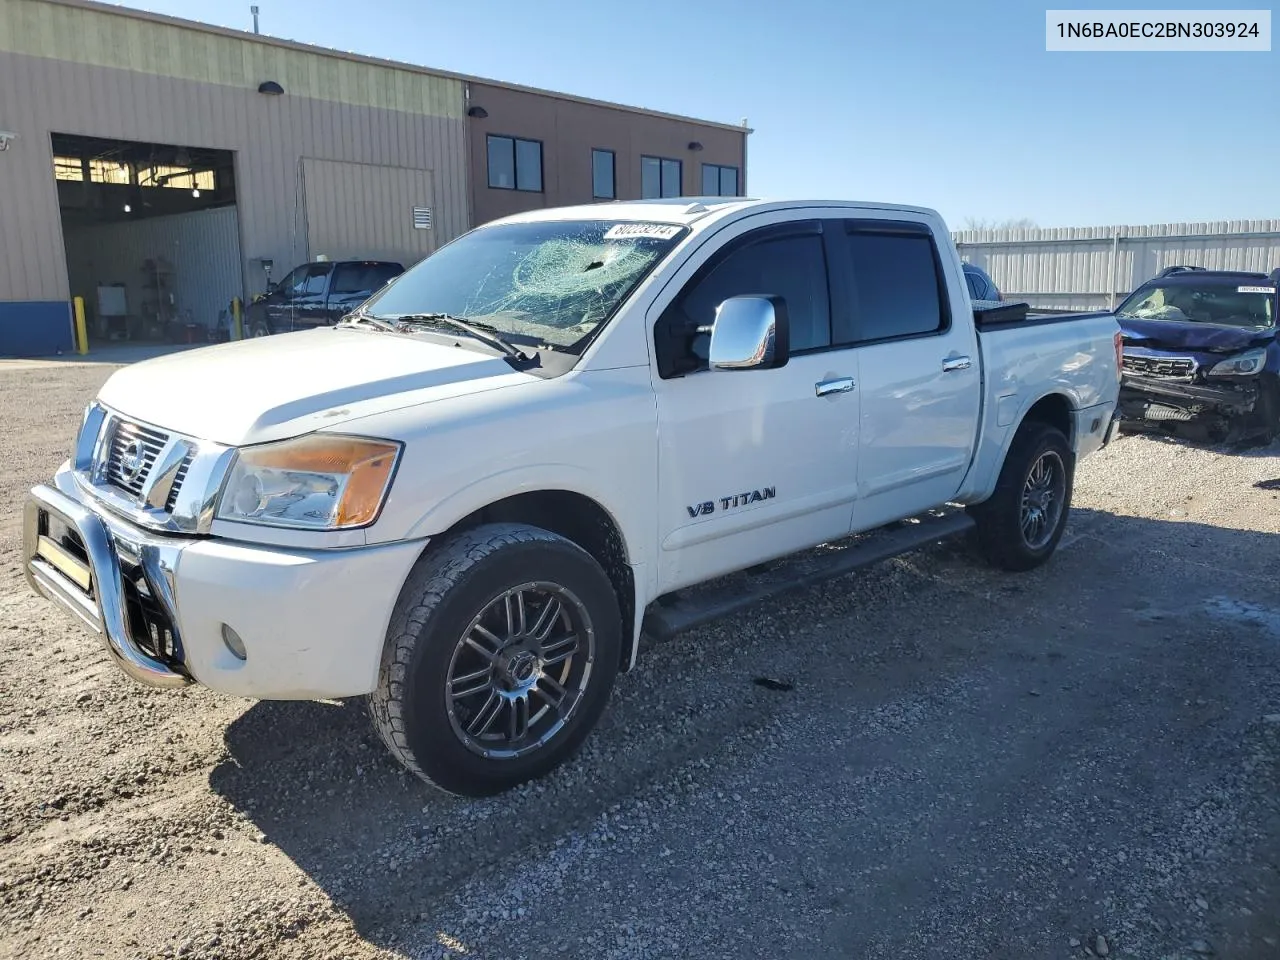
[378, 312, 532, 362]
[338, 309, 399, 333]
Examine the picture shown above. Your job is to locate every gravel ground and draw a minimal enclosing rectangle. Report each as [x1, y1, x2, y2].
[2, 358, 1279, 960]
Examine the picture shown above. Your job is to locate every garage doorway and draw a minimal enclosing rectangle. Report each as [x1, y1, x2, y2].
[51, 133, 244, 346]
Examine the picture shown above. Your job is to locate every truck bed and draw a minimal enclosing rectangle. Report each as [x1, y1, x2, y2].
[956, 301, 1120, 504]
[972, 299, 1112, 331]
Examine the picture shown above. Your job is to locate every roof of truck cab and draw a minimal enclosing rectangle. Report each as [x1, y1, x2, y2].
[489, 198, 944, 230]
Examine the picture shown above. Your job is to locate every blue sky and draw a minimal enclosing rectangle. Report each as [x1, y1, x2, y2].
[129, 0, 1275, 229]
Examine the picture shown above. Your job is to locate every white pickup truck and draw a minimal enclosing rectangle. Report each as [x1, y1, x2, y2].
[25, 198, 1121, 795]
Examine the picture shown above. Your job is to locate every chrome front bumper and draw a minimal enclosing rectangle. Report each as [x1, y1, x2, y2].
[23, 479, 192, 689]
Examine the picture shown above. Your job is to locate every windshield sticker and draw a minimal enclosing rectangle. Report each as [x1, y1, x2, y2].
[1238, 286, 1275, 294]
[603, 223, 682, 241]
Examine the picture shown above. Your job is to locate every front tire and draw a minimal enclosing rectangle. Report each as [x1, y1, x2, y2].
[968, 421, 1074, 572]
[1254, 377, 1280, 444]
[369, 523, 621, 796]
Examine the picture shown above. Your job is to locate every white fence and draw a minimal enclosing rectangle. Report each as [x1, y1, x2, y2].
[953, 220, 1280, 311]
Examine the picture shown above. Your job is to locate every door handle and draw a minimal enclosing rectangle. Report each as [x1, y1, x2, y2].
[815, 377, 855, 397]
[941, 355, 972, 372]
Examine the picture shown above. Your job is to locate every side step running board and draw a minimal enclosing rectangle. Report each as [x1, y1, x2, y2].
[642, 509, 975, 642]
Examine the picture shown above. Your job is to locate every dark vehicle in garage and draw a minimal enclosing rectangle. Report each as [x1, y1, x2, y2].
[1116, 265, 1280, 442]
[246, 259, 404, 337]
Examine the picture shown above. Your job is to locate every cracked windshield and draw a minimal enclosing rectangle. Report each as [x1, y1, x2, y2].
[359, 220, 686, 351]
[1117, 281, 1276, 329]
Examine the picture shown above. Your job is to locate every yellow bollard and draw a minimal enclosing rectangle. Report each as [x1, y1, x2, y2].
[72, 296, 88, 355]
[231, 297, 243, 340]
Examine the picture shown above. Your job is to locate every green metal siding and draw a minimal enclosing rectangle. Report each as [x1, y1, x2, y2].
[0, 0, 462, 118]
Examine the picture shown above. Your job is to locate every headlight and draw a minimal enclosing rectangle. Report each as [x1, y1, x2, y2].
[216, 434, 402, 530]
[1207, 347, 1266, 377]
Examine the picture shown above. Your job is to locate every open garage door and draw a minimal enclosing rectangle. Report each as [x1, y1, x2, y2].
[53, 133, 243, 346]
[302, 158, 437, 268]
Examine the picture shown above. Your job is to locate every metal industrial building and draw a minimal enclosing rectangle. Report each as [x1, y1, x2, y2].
[955, 220, 1280, 312]
[0, 0, 748, 356]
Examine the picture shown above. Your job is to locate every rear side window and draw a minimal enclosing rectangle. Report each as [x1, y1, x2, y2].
[677, 232, 832, 353]
[332, 263, 401, 295]
[965, 272, 982, 300]
[840, 229, 947, 342]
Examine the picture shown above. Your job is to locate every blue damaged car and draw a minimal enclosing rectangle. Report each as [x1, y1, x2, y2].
[1115, 266, 1280, 443]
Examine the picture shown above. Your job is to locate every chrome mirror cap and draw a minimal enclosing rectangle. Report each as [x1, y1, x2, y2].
[708, 295, 790, 371]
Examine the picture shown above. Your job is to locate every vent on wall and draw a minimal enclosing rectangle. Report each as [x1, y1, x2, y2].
[412, 206, 432, 230]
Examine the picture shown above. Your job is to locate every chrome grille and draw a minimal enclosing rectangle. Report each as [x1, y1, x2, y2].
[1122, 355, 1196, 381]
[75, 403, 226, 535]
[166, 454, 192, 512]
[105, 420, 168, 496]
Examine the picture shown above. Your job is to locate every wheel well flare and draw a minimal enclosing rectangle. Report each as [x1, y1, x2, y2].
[449, 491, 636, 669]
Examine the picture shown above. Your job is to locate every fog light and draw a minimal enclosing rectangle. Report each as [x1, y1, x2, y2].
[221, 623, 247, 660]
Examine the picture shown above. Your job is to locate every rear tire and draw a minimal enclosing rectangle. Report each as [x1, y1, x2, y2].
[968, 421, 1074, 572]
[369, 523, 621, 797]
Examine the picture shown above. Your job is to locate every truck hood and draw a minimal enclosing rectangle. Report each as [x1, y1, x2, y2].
[1117, 316, 1275, 354]
[97, 328, 536, 446]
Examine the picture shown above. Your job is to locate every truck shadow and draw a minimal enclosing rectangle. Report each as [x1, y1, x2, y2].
[206, 506, 1280, 955]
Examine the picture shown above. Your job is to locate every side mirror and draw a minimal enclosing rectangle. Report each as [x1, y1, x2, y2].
[708, 295, 790, 370]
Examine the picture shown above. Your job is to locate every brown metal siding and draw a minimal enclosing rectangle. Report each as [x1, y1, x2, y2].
[466, 82, 748, 227]
[0, 49, 468, 304]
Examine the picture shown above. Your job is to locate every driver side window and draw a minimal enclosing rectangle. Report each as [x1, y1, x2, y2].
[277, 266, 309, 296]
[657, 226, 832, 377]
[300, 264, 331, 296]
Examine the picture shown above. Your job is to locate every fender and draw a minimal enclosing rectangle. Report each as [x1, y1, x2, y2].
[400, 462, 649, 570]
[396, 463, 655, 627]
[956, 389, 1082, 504]
[397, 463, 654, 669]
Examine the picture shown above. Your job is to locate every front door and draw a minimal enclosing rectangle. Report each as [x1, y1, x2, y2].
[836, 220, 982, 530]
[292, 263, 334, 329]
[264, 265, 307, 334]
[651, 216, 862, 595]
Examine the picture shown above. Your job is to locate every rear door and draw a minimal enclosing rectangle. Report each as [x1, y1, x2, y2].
[833, 219, 982, 530]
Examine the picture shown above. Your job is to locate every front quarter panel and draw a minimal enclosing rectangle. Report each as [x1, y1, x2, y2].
[1264, 337, 1280, 375]
[345, 365, 660, 574]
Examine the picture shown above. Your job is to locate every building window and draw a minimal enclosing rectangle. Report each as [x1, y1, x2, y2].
[488, 134, 543, 192]
[641, 156, 682, 199]
[701, 163, 739, 197]
[592, 149, 615, 200]
[53, 156, 84, 182]
[89, 159, 132, 185]
[134, 164, 215, 190]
